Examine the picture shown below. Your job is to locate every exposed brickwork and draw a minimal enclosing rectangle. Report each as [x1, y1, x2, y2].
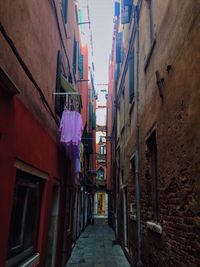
[108, 0, 200, 266]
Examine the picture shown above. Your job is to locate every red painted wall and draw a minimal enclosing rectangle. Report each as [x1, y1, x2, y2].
[0, 90, 69, 266]
[0, 0, 87, 266]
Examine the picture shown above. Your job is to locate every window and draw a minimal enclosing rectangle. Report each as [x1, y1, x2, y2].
[78, 44, 84, 80]
[129, 51, 134, 103]
[55, 51, 79, 118]
[115, 64, 120, 86]
[117, 101, 120, 138]
[55, 50, 64, 117]
[62, 0, 68, 24]
[121, 0, 132, 24]
[73, 38, 77, 76]
[130, 155, 136, 217]
[119, 89, 125, 132]
[89, 103, 94, 131]
[100, 145, 106, 155]
[114, 1, 120, 17]
[116, 31, 122, 64]
[97, 167, 104, 180]
[146, 130, 159, 221]
[147, 0, 154, 46]
[6, 170, 43, 267]
[122, 89, 125, 130]
[130, 155, 135, 179]
[116, 147, 120, 194]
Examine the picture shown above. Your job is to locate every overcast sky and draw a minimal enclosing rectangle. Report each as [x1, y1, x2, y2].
[88, 0, 114, 126]
[79, 0, 113, 130]
[89, 0, 114, 84]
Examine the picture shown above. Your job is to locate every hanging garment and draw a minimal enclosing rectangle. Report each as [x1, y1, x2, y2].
[73, 111, 83, 144]
[59, 110, 83, 145]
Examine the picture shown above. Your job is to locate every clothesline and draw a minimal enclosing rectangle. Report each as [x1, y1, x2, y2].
[53, 92, 80, 95]
[53, 92, 81, 111]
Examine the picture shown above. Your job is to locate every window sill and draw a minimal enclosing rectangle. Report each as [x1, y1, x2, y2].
[144, 38, 156, 72]
[20, 253, 40, 267]
[146, 221, 162, 234]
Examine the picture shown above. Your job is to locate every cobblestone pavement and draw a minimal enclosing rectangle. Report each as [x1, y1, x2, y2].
[66, 219, 131, 267]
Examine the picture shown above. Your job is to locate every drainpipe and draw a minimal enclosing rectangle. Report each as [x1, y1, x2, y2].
[135, 4, 142, 267]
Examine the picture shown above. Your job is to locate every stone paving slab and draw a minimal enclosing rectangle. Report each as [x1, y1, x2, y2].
[66, 219, 131, 267]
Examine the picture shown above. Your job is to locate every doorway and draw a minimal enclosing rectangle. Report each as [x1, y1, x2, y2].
[123, 187, 128, 249]
[94, 191, 108, 218]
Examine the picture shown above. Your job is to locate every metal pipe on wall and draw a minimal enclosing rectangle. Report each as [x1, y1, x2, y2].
[135, 3, 142, 267]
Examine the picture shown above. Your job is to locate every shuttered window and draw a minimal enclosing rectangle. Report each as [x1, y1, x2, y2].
[89, 103, 93, 129]
[62, 0, 68, 24]
[146, 131, 159, 221]
[78, 44, 84, 80]
[55, 51, 71, 118]
[114, 1, 120, 17]
[121, 0, 132, 24]
[147, 0, 154, 45]
[73, 38, 77, 75]
[6, 170, 43, 267]
[92, 111, 96, 130]
[124, 0, 133, 5]
[116, 32, 122, 64]
[55, 51, 62, 116]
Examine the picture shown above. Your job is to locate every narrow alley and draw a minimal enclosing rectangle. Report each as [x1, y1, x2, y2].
[66, 219, 130, 267]
[0, 0, 200, 267]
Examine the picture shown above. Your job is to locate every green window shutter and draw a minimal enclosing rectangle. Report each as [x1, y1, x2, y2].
[62, 0, 68, 24]
[92, 112, 96, 129]
[80, 54, 84, 79]
[116, 32, 122, 64]
[89, 104, 93, 119]
[73, 38, 77, 75]
[78, 45, 84, 80]
[89, 103, 94, 128]
[78, 9, 83, 30]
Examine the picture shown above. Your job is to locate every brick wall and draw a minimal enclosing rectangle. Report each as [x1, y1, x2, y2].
[110, 0, 200, 266]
